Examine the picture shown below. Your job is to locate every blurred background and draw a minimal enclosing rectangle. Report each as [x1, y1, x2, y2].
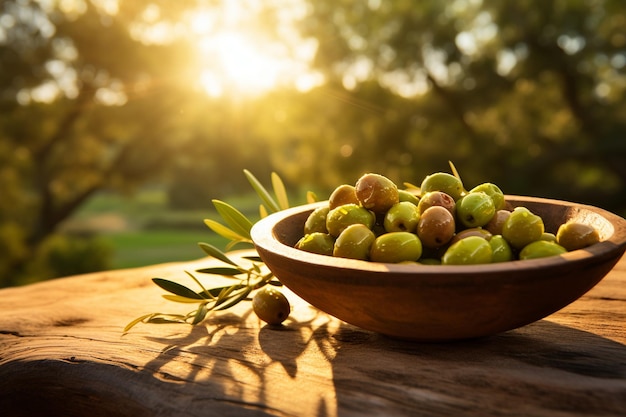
[1, 0, 625, 287]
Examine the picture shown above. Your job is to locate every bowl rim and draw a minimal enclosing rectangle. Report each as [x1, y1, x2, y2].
[251, 195, 626, 276]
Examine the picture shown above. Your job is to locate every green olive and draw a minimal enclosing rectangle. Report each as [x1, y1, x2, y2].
[398, 189, 421, 205]
[326, 203, 375, 237]
[556, 222, 601, 251]
[252, 287, 291, 325]
[456, 192, 496, 228]
[442, 236, 492, 265]
[304, 206, 330, 235]
[384, 201, 420, 233]
[420, 172, 465, 201]
[370, 232, 423, 263]
[333, 223, 376, 260]
[469, 182, 506, 211]
[501, 207, 544, 250]
[489, 235, 514, 263]
[295, 232, 335, 256]
[519, 240, 567, 260]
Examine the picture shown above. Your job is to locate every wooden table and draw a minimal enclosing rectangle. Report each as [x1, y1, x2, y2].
[1, 250, 625, 417]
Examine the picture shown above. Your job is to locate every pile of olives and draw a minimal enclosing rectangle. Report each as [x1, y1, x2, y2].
[295, 172, 601, 265]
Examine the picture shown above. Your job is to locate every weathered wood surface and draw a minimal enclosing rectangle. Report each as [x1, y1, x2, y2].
[1, 250, 625, 417]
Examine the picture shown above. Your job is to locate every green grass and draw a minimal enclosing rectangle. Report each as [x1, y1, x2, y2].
[70, 186, 263, 270]
[105, 230, 237, 269]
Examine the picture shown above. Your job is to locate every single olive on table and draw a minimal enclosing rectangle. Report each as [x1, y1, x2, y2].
[295, 172, 601, 265]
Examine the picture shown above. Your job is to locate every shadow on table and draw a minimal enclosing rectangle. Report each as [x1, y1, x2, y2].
[318, 319, 626, 416]
[131, 312, 626, 417]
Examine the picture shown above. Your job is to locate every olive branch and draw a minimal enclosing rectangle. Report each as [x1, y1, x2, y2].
[124, 170, 317, 333]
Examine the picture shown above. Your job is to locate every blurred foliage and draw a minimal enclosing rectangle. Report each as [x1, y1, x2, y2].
[0, 0, 624, 286]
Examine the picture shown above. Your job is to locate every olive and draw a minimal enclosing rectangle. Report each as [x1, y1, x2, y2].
[328, 184, 359, 210]
[384, 201, 421, 233]
[456, 192, 496, 228]
[252, 287, 291, 325]
[420, 172, 465, 201]
[489, 235, 514, 263]
[398, 189, 421, 205]
[540, 232, 557, 243]
[442, 236, 493, 265]
[304, 206, 329, 235]
[333, 223, 376, 260]
[295, 232, 335, 256]
[469, 183, 506, 211]
[417, 206, 455, 248]
[355, 173, 399, 214]
[519, 240, 567, 260]
[370, 232, 423, 263]
[416, 191, 456, 217]
[556, 222, 601, 251]
[449, 227, 493, 245]
[326, 203, 375, 237]
[501, 207, 544, 250]
[484, 209, 511, 236]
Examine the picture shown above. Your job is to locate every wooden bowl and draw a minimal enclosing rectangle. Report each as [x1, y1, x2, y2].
[251, 196, 626, 341]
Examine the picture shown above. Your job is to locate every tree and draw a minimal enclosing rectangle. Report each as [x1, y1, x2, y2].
[286, 0, 626, 209]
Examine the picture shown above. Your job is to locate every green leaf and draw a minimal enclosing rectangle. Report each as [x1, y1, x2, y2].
[214, 287, 252, 311]
[152, 278, 205, 300]
[244, 169, 280, 213]
[203, 219, 247, 241]
[271, 172, 290, 210]
[242, 255, 263, 262]
[123, 313, 155, 333]
[449, 160, 462, 183]
[212, 199, 254, 239]
[196, 266, 243, 276]
[191, 303, 209, 325]
[259, 204, 269, 219]
[306, 191, 318, 204]
[147, 315, 189, 325]
[162, 294, 207, 303]
[198, 242, 238, 266]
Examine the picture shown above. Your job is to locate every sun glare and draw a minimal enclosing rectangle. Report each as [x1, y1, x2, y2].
[188, 2, 322, 98]
[197, 32, 284, 97]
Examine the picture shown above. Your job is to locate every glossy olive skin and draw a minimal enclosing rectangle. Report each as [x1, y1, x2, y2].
[420, 172, 465, 201]
[252, 287, 291, 325]
[333, 223, 376, 260]
[398, 189, 421, 205]
[370, 232, 423, 263]
[329, 184, 359, 210]
[417, 206, 456, 248]
[519, 240, 567, 260]
[485, 209, 511, 236]
[489, 235, 514, 263]
[355, 173, 399, 214]
[384, 201, 421, 233]
[295, 232, 335, 256]
[442, 236, 493, 265]
[456, 192, 496, 228]
[470, 183, 505, 211]
[556, 222, 601, 251]
[416, 191, 456, 216]
[326, 203, 375, 237]
[449, 227, 493, 245]
[304, 206, 330, 235]
[501, 207, 545, 250]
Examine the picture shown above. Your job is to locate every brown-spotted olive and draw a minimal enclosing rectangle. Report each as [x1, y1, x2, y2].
[355, 173, 399, 214]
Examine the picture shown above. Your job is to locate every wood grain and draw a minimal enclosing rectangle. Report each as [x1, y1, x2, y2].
[1, 251, 625, 417]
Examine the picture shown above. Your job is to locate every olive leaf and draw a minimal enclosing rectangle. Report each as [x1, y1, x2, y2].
[152, 278, 205, 300]
[244, 169, 280, 213]
[271, 172, 290, 210]
[212, 199, 254, 239]
[125, 170, 296, 333]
